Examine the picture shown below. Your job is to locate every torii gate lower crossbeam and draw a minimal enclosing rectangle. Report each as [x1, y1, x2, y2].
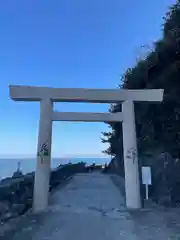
[9, 85, 164, 212]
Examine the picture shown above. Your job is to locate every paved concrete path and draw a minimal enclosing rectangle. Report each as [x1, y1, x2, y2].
[2, 173, 180, 239]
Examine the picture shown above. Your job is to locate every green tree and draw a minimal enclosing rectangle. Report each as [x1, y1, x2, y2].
[102, 0, 180, 161]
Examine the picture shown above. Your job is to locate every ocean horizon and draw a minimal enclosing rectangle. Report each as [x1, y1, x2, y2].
[0, 157, 110, 179]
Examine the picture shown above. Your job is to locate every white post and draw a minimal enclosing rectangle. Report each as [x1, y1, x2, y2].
[122, 100, 141, 209]
[33, 99, 53, 212]
[145, 184, 149, 200]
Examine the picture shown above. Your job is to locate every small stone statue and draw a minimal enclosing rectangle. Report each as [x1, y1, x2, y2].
[12, 161, 23, 178]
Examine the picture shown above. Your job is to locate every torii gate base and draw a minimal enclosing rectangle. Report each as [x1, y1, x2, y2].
[9, 85, 163, 212]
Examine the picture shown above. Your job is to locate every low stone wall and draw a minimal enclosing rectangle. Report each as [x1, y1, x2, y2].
[0, 162, 86, 223]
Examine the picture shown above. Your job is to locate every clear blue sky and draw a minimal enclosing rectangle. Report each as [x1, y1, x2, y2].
[0, 0, 175, 158]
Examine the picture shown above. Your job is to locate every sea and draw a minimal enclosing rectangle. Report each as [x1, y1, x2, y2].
[0, 158, 110, 180]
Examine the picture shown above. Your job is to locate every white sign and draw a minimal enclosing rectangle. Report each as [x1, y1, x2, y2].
[142, 166, 152, 185]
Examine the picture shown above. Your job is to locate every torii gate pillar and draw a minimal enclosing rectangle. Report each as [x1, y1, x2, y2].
[33, 99, 53, 212]
[122, 100, 141, 209]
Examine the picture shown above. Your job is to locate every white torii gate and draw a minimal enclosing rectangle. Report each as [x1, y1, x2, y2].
[9, 85, 163, 212]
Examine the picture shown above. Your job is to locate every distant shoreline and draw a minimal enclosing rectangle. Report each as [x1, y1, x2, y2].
[0, 157, 109, 160]
[0, 157, 110, 179]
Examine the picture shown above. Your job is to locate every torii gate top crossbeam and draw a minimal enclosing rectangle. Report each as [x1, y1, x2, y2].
[9, 85, 164, 103]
